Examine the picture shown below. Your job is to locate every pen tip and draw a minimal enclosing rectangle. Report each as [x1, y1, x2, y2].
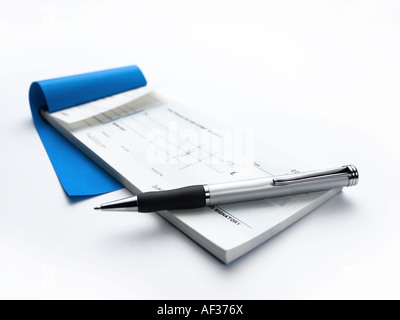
[94, 206, 101, 210]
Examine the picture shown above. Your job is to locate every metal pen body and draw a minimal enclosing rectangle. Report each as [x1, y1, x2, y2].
[207, 165, 358, 206]
[96, 165, 359, 211]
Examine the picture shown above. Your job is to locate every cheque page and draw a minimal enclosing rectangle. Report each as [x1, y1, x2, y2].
[45, 92, 339, 263]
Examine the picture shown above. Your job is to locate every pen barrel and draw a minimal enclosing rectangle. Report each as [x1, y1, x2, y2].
[208, 168, 357, 206]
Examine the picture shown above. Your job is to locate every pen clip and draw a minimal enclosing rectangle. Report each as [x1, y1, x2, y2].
[272, 165, 358, 187]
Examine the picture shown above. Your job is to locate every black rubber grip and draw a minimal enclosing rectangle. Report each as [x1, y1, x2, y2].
[137, 185, 206, 212]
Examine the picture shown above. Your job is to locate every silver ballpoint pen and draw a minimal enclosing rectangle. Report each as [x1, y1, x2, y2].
[94, 165, 359, 212]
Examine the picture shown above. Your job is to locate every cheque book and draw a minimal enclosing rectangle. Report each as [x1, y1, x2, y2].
[32, 65, 345, 263]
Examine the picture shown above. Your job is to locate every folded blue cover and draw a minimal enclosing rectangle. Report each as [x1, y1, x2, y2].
[29, 65, 147, 196]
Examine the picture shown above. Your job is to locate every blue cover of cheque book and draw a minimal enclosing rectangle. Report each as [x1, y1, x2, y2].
[29, 65, 147, 196]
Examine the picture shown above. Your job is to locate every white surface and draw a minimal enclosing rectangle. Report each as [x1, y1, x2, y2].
[1, 0, 399, 299]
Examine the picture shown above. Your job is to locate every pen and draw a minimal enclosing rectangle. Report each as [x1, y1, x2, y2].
[94, 165, 359, 212]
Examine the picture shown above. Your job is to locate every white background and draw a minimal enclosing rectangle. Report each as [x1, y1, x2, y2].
[1, 0, 399, 299]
